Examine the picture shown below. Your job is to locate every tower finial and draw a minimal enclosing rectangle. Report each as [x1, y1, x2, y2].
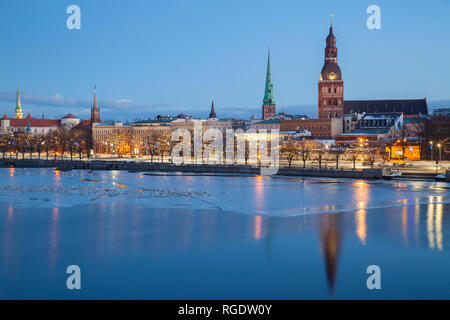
[330, 13, 334, 27]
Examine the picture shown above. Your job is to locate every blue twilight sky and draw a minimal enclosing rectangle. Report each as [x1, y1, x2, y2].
[0, 0, 449, 121]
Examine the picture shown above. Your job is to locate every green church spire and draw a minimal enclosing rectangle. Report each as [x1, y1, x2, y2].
[15, 87, 23, 119]
[263, 50, 275, 106]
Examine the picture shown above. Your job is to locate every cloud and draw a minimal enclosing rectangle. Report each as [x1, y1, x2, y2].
[0, 90, 166, 114]
[8, 89, 425, 120]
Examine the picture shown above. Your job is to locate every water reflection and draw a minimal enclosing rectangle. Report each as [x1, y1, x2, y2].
[319, 214, 342, 298]
[49, 208, 59, 269]
[0, 195, 449, 299]
[254, 216, 262, 240]
[353, 181, 369, 246]
[436, 202, 443, 251]
[402, 206, 408, 246]
[355, 209, 367, 246]
[426, 197, 444, 251]
[253, 176, 265, 212]
[53, 169, 61, 182]
[2, 205, 14, 274]
[414, 204, 421, 246]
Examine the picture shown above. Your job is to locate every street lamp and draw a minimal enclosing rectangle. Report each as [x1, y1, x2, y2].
[430, 141, 433, 161]
[437, 143, 442, 164]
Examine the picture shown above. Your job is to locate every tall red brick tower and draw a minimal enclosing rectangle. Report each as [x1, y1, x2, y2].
[318, 21, 344, 119]
[91, 86, 101, 123]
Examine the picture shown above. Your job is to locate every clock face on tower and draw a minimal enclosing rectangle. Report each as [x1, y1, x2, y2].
[328, 72, 336, 80]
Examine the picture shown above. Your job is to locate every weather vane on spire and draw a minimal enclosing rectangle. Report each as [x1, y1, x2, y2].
[330, 13, 334, 26]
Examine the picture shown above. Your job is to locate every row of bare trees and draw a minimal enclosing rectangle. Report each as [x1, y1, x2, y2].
[0, 128, 92, 161]
[280, 140, 381, 169]
[95, 129, 173, 162]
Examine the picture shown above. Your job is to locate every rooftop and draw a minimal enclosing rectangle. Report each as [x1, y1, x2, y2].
[344, 99, 428, 115]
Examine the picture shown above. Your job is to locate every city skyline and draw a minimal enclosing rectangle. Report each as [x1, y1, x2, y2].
[1, 0, 450, 121]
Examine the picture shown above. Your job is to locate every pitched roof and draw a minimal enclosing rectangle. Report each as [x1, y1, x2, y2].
[352, 127, 391, 134]
[8, 117, 61, 127]
[62, 113, 79, 119]
[73, 120, 92, 129]
[254, 119, 282, 124]
[344, 99, 428, 115]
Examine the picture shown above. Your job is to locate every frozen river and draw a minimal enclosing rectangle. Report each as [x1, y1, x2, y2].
[0, 168, 449, 299]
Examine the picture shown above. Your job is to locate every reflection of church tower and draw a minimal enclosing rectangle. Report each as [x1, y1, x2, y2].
[262, 50, 276, 120]
[15, 87, 23, 119]
[319, 214, 342, 298]
[91, 86, 100, 123]
[318, 17, 344, 119]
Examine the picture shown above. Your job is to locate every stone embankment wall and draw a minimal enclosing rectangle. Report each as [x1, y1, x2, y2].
[0, 159, 388, 180]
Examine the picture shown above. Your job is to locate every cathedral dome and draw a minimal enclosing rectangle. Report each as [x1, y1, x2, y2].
[320, 63, 342, 81]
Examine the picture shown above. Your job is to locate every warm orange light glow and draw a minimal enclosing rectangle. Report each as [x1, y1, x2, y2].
[427, 202, 435, 250]
[402, 206, 408, 246]
[356, 209, 367, 246]
[112, 181, 128, 188]
[254, 216, 262, 240]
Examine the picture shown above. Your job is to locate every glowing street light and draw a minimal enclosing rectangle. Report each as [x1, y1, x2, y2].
[430, 141, 434, 161]
[437, 143, 442, 164]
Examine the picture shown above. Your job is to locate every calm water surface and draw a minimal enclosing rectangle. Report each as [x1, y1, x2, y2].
[0, 168, 449, 299]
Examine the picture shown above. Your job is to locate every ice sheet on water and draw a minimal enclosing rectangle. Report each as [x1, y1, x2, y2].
[0, 168, 213, 210]
[0, 168, 448, 216]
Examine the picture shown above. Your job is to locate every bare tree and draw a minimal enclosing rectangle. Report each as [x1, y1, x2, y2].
[107, 128, 131, 157]
[281, 140, 298, 168]
[313, 148, 327, 169]
[55, 129, 71, 160]
[0, 135, 9, 159]
[158, 131, 172, 163]
[366, 147, 380, 169]
[14, 132, 29, 160]
[298, 140, 312, 168]
[346, 145, 362, 170]
[143, 131, 163, 162]
[329, 147, 345, 169]
[42, 132, 53, 160]
[32, 135, 44, 160]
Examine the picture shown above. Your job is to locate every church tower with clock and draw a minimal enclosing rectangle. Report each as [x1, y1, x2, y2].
[318, 22, 344, 119]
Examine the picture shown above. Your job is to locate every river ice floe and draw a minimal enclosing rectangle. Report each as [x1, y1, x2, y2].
[0, 168, 448, 215]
